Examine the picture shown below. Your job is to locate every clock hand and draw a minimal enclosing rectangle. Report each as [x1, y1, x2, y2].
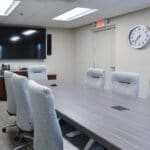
[135, 34, 141, 42]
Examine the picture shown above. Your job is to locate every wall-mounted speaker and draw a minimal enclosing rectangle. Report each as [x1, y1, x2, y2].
[47, 34, 52, 55]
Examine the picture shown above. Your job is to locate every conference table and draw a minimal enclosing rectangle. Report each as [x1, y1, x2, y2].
[39, 80, 150, 150]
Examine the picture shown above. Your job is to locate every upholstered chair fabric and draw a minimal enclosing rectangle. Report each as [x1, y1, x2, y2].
[28, 66, 47, 81]
[112, 71, 140, 97]
[4, 71, 16, 115]
[86, 68, 105, 89]
[29, 80, 63, 150]
[146, 81, 150, 99]
[12, 74, 33, 132]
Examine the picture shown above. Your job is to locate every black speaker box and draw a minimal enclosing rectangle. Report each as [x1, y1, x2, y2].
[47, 34, 52, 55]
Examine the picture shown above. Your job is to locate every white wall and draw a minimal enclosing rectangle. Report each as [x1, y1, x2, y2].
[111, 8, 150, 98]
[74, 25, 94, 83]
[46, 28, 74, 81]
[73, 8, 150, 98]
[0, 28, 74, 81]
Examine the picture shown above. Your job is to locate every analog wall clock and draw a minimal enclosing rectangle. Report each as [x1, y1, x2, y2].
[129, 25, 150, 49]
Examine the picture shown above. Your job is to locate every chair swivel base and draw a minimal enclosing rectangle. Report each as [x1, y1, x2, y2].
[14, 133, 33, 150]
[14, 141, 33, 150]
[2, 122, 17, 133]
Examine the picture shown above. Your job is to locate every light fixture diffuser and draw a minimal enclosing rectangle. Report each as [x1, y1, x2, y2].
[0, 0, 20, 16]
[53, 7, 98, 21]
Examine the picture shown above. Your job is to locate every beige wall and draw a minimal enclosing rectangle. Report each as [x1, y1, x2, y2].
[74, 8, 150, 98]
[74, 25, 94, 83]
[46, 28, 74, 81]
[0, 28, 74, 81]
[112, 8, 150, 97]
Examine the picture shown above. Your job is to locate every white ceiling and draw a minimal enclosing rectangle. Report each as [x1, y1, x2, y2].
[0, 0, 150, 28]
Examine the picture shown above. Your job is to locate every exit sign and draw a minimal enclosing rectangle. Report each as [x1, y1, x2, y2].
[96, 19, 105, 27]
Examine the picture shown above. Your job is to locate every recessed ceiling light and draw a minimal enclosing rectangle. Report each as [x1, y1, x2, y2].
[10, 36, 20, 42]
[0, 0, 20, 16]
[22, 30, 37, 36]
[53, 7, 98, 21]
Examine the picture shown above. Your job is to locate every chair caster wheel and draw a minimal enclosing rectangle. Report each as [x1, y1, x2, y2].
[15, 136, 20, 142]
[2, 128, 6, 133]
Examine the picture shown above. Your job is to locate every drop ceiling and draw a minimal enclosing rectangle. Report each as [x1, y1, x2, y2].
[0, 0, 150, 28]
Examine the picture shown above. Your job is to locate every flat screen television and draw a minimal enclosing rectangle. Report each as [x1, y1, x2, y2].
[0, 26, 46, 59]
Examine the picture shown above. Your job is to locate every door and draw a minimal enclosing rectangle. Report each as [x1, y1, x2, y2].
[92, 27, 115, 89]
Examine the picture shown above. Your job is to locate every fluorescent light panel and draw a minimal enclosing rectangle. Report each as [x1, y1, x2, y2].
[10, 36, 20, 42]
[0, 0, 20, 16]
[22, 30, 37, 36]
[53, 7, 98, 21]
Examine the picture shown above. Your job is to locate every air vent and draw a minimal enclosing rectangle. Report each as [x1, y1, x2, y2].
[111, 106, 129, 111]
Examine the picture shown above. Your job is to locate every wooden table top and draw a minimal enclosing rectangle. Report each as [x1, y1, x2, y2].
[39, 80, 150, 150]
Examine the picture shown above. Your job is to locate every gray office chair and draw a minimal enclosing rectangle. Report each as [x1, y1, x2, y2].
[12, 74, 33, 150]
[29, 80, 62, 150]
[86, 68, 105, 89]
[4, 71, 16, 115]
[29, 80, 78, 150]
[146, 81, 150, 99]
[28, 65, 48, 81]
[112, 71, 140, 97]
[2, 71, 17, 133]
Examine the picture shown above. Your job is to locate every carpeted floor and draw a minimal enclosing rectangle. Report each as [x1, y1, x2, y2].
[0, 102, 90, 150]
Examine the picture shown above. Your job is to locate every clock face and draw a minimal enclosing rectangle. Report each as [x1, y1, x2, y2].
[129, 25, 150, 49]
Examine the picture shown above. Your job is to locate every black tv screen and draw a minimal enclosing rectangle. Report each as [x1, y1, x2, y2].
[0, 26, 46, 59]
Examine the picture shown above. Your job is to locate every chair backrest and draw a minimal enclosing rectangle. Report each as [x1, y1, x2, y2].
[146, 81, 150, 99]
[28, 66, 47, 81]
[29, 80, 63, 150]
[12, 74, 33, 132]
[4, 71, 16, 115]
[112, 71, 140, 97]
[86, 68, 105, 89]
